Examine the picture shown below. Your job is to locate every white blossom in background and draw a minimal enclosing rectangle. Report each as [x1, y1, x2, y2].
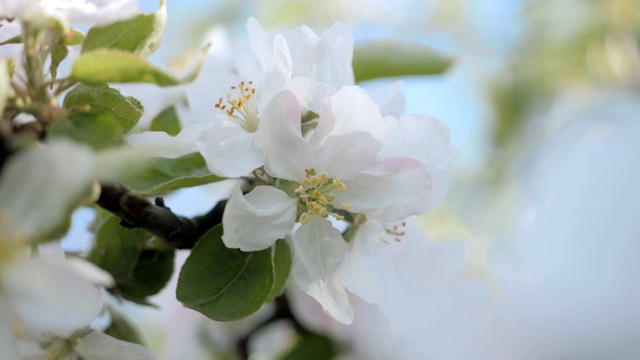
[0, 140, 163, 359]
[222, 85, 453, 324]
[0, 0, 139, 27]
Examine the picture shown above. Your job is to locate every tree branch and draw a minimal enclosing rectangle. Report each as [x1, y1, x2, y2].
[96, 183, 225, 249]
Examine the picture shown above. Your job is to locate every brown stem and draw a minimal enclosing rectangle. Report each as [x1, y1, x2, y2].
[96, 183, 225, 249]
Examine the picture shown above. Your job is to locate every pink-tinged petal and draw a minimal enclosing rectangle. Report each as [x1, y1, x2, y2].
[128, 122, 210, 158]
[379, 114, 458, 168]
[337, 220, 394, 304]
[368, 80, 405, 117]
[286, 77, 335, 113]
[2, 258, 103, 337]
[195, 118, 264, 178]
[0, 295, 18, 360]
[314, 22, 354, 89]
[292, 216, 353, 324]
[256, 91, 315, 181]
[75, 331, 158, 360]
[314, 132, 381, 180]
[336, 157, 448, 221]
[311, 86, 385, 148]
[222, 186, 297, 251]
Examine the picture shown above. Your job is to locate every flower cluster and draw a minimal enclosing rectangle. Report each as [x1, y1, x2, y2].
[131, 18, 456, 324]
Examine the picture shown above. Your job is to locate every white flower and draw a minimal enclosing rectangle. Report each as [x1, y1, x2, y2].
[0, 140, 161, 358]
[222, 86, 442, 324]
[0, 0, 139, 27]
[128, 17, 356, 178]
[236, 17, 353, 112]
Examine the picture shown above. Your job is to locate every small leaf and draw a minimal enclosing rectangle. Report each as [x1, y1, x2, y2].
[64, 84, 143, 134]
[279, 334, 339, 360]
[49, 112, 122, 150]
[267, 240, 292, 302]
[149, 106, 181, 136]
[53, 84, 144, 149]
[104, 305, 146, 346]
[122, 153, 222, 196]
[118, 248, 175, 303]
[64, 29, 85, 46]
[176, 225, 275, 321]
[87, 216, 148, 282]
[71, 45, 209, 87]
[353, 42, 451, 82]
[50, 43, 69, 82]
[71, 49, 180, 86]
[82, 0, 166, 57]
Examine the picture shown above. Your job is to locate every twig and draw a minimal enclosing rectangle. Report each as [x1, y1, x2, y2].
[96, 183, 226, 249]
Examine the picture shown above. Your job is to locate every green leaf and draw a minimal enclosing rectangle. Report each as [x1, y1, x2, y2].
[87, 215, 175, 303]
[64, 29, 85, 46]
[71, 45, 209, 86]
[353, 42, 452, 82]
[87, 216, 149, 282]
[279, 334, 339, 360]
[118, 248, 175, 303]
[122, 153, 222, 196]
[64, 84, 143, 134]
[82, 0, 166, 57]
[104, 305, 146, 346]
[267, 240, 292, 302]
[149, 106, 181, 136]
[49, 112, 122, 150]
[50, 43, 69, 81]
[52, 84, 143, 149]
[176, 225, 275, 321]
[71, 49, 180, 86]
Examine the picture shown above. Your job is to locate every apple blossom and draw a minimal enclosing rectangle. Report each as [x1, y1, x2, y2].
[128, 17, 402, 179]
[221, 86, 449, 324]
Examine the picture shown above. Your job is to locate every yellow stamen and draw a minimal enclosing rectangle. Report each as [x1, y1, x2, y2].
[299, 212, 310, 224]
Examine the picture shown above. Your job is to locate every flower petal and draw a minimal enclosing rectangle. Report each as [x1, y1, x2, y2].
[282, 25, 320, 78]
[311, 86, 385, 149]
[52, 0, 139, 27]
[259, 34, 292, 108]
[256, 90, 315, 181]
[127, 122, 210, 158]
[74, 331, 158, 360]
[337, 220, 394, 304]
[222, 185, 297, 251]
[336, 157, 448, 221]
[195, 117, 264, 177]
[314, 131, 381, 180]
[368, 80, 405, 117]
[379, 114, 458, 168]
[2, 258, 103, 337]
[286, 77, 335, 113]
[313, 22, 354, 89]
[292, 216, 353, 324]
[0, 140, 94, 240]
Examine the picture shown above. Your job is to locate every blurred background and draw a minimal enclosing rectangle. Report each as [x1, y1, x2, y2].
[64, 0, 640, 358]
